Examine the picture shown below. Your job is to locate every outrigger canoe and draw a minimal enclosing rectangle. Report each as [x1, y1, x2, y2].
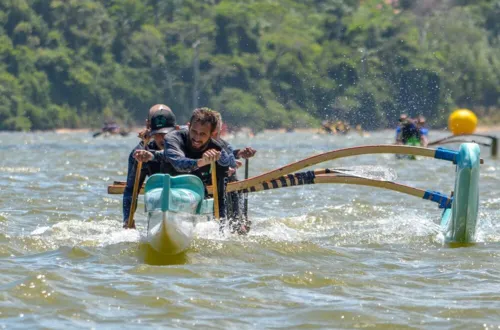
[109, 143, 481, 254]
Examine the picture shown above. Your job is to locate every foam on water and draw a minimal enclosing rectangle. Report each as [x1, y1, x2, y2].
[191, 207, 444, 251]
[475, 210, 500, 243]
[28, 220, 140, 249]
[16, 203, 498, 259]
[0, 167, 41, 173]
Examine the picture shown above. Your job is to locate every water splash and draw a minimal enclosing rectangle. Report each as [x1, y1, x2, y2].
[333, 165, 398, 181]
[28, 220, 140, 249]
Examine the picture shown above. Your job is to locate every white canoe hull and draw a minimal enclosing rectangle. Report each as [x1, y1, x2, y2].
[143, 174, 213, 255]
[146, 210, 200, 255]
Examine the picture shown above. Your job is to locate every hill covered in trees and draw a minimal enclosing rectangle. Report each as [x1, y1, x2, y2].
[1, 0, 499, 131]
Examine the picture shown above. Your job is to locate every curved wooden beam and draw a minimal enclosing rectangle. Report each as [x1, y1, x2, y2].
[109, 144, 480, 196]
[315, 175, 451, 208]
[220, 145, 446, 193]
[314, 174, 425, 199]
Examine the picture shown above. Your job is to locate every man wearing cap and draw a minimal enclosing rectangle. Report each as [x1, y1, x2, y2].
[122, 104, 177, 227]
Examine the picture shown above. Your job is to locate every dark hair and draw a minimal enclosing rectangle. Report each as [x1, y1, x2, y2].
[189, 107, 219, 133]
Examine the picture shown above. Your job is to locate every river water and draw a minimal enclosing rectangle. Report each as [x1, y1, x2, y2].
[1, 129, 499, 329]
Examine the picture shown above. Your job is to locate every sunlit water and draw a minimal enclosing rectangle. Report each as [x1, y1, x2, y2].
[1, 129, 500, 329]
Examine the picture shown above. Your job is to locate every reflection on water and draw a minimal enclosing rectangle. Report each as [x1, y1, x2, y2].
[138, 243, 189, 266]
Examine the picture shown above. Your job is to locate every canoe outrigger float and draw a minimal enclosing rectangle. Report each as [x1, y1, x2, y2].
[108, 143, 482, 254]
[439, 143, 480, 243]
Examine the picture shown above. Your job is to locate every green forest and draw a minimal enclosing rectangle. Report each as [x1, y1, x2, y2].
[1, 0, 499, 132]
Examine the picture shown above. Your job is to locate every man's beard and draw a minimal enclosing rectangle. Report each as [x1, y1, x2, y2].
[189, 137, 208, 151]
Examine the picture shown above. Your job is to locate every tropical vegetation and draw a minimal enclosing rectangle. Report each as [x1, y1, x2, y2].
[0, 0, 499, 131]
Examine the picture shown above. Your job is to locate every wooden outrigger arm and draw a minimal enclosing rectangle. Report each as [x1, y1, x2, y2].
[107, 145, 481, 200]
[108, 168, 346, 195]
[209, 144, 481, 193]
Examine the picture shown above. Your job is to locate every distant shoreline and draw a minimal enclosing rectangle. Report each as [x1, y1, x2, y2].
[1, 124, 498, 134]
[52, 127, 143, 134]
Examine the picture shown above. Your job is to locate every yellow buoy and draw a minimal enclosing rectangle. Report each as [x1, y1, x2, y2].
[448, 109, 477, 135]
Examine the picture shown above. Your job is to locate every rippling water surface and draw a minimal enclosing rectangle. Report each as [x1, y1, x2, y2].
[1, 130, 500, 329]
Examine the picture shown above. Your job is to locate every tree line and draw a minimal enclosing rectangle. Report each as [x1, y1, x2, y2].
[0, 0, 499, 132]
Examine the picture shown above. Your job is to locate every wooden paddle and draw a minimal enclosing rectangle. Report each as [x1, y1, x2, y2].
[243, 158, 249, 219]
[126, 160, 143, 229]
[126, 136, 150, 229]
[211, 161, 220, 220]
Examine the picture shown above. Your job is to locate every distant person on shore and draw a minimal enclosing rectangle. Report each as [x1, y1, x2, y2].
[320, 119, 351, 135]
[321, 120, 336, 135]
[103, 121, 120, 134]
[355, 124, 363, 136]
[122, 104, 177, 228]
[93, 120, 128, 138]
[335, 120, 350, 135]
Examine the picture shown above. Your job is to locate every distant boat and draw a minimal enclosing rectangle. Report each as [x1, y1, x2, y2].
[320, 120, 351, 135]
[93, 122, 129, 138]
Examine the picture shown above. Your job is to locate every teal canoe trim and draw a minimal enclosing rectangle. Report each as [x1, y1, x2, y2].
[145, 174, 210, 215]
[422, 190, 453, 209]
[434, 147, 458, 164]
